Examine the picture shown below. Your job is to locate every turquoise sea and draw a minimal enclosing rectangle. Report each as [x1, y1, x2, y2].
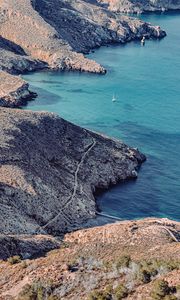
[23, 12, 180, 221]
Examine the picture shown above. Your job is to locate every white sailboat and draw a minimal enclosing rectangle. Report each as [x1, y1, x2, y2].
[141, 36, 145, 46]
[112, 94, 116, 102]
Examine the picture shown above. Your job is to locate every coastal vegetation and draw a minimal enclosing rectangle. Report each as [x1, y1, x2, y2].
[7, 255, 22, 265]
[14, 255, 180, 300]
[17, 281, 59, 300]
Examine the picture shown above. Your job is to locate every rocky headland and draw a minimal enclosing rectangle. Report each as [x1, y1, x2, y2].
[0, 71, 36, 107]
[0, 0, 166, 70]
[96, 0, 180, 13]
[0, 0, 166, 107]
[0, 108, 145, 238]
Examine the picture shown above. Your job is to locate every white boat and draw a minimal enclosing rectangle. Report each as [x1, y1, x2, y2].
[112, 94, 116, 102]
[141, 36, 145, 46]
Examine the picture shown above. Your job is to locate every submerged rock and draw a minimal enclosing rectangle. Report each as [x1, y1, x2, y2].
[0, 108, 145, 236]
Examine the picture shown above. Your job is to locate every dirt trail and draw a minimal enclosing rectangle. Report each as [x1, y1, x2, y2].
[41, 137, 96, 230]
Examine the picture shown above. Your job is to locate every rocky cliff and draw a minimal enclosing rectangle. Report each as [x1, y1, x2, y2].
[0, 108, 145, 236]
[96, 0, 180, 13]
[0, 0, 165, 75]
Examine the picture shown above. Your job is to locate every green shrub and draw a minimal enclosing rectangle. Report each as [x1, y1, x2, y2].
[147, 259, 179, 273]
[114, 283, 128, 300]
[135, 259, 180, 284]
[88, 290, 112, 300]
[7, 255, 21, 265]
[151, 279, 171, 300]
[140, 260, 158, 276]
[105, 285, 113, 295]
[163, 296, 177, 300]
[17, 284, 38, 300]
[116, 255, 131, 269]
[21, 260, 28, 269]
[61, 241, 70, 249]
[103, 260, 112, 271]
[164, 260, 180, 271]
[135, 260, 157, 283]
[17, 281, 59, 300]
[176, 284, 180, 290]
[137, 269, 151, 283]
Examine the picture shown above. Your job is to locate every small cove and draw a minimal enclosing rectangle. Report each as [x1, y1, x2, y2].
[23, 12, 180, 221]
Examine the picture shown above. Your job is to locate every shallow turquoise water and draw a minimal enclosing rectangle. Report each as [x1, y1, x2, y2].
[23, 12, 180, 221]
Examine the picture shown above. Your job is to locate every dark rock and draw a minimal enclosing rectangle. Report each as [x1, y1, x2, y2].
[95, 0, 180, 13]
[0, 108, 145, 236]
[0, 0, 166, 74]
[0, 234, 61, 260]
[0, 71, 36, 108]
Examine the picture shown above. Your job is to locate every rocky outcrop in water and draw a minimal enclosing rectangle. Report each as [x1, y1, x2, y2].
[0, 108, 145, 236]
[95, 0, 180, 13]
[0, 71, 36, 107]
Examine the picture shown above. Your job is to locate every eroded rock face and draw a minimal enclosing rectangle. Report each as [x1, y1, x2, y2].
[33, 0, 166, 54]
[0, 0, 165, 74]
[0, 108, 145, 236]
[0, 234, 61, 260]
[0, 35, 46, 75]
[0, 71, 35, 107]
[0, 48, 45, 75]
[95, 0, 180, 13]
[0, 0, 167, 107]
[0, 0, 104, 74]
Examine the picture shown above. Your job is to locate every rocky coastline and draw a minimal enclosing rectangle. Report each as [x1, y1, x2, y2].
[0, 0, 167, 107]
[96, 0, 180, 13]
[0, 71, 37, 108]
[0, 3, 179, 299]
[0, 108, 145, 237]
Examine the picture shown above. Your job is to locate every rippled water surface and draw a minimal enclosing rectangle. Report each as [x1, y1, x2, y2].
[23, 12, 180, 221]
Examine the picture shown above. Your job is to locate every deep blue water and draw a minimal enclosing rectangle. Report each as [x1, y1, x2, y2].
[23, 12, 180, 221]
